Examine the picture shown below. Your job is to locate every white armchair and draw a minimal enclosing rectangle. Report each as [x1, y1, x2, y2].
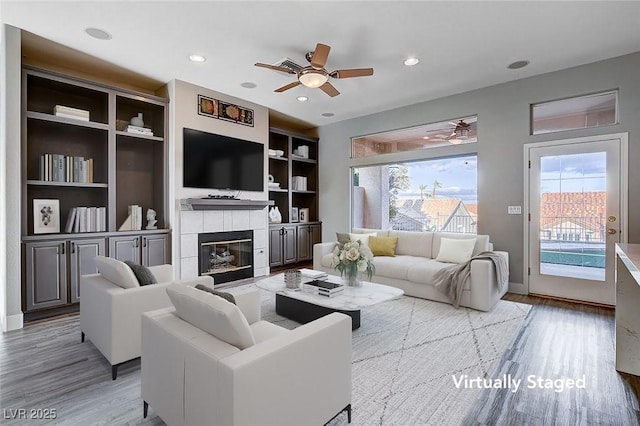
[141, 284, 353, 426]
[80, 256, 211, 380]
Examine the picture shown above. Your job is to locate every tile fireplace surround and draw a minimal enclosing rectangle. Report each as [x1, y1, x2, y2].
[179, 199, 269, 280]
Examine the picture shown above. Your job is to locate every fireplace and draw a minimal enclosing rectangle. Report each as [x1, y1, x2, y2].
[198, 230, 254, 284]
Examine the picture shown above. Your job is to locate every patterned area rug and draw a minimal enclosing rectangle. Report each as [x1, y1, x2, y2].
[251, 286, 531, 426]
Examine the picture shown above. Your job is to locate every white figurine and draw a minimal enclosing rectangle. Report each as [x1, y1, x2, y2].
[146, 208, 158, 230]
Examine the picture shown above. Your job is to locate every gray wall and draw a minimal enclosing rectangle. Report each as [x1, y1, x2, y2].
[1, 24, 23, 331]
[318, 52, 640, 291]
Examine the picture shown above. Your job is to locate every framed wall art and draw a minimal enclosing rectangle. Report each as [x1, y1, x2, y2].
[198, 95, 218, 118]
[197, 95, 254, 127]
[291, 207, 299, 223]
[33, 199, 60, 234]
[299, 208, 309, 223]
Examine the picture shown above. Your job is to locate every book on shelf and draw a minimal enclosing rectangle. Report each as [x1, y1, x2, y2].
[53, 105, 90, 121]
[292, 176, 308, 191]
[38, 154, 93, 183]
[65, 206, 106, 233]
[126, 125, 154, 136]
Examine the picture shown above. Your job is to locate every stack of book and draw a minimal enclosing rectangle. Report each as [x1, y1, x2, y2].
[54, 105, 90, 121]
[65, 206, 107, 233]
[301, 280, 344, 298]
[291, 176, 308, 191]
[118, 205, 143, 231]
[39, 154, 93, 183]
[125, 125, 153, 136]
[300, 269, 328, 279]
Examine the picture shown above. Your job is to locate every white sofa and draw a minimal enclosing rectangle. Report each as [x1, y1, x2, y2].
[80, 257, 211, 379]
[141, 284, 352, 426]
[313, 228, 509, 312]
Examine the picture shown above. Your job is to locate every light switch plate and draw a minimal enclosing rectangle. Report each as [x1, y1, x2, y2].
[508, 206, 522, 215]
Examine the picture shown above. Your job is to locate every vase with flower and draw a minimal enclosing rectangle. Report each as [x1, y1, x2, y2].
[330, 240, 375, 287]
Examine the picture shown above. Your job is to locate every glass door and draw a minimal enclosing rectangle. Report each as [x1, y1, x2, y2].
[528, 137, 624, 305]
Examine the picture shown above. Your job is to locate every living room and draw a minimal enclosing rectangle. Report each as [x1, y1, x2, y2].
[2, 1, 640, 425]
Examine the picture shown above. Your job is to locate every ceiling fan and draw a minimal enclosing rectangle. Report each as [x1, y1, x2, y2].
[428, 119, 474, 143]
[255, 43, 374, 97]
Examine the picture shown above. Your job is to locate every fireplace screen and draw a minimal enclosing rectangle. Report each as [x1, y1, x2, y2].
[198, 230, 253, 284]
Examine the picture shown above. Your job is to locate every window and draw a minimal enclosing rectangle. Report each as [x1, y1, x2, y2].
[352, 155, 477, 233]
[531, 91, 617, 135]
[351, 116, 477, 159]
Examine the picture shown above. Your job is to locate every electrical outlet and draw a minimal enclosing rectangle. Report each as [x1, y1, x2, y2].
[508, 206, 522, 215]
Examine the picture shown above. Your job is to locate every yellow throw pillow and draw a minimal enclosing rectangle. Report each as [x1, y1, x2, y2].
[368, 236, 399, 257]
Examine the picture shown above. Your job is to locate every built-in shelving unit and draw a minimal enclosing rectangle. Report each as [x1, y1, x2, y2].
[21, 66, 170, 319]
[268, 128, 321, 268]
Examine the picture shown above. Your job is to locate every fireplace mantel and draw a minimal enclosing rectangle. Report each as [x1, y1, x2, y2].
[181, 198, 273, 211]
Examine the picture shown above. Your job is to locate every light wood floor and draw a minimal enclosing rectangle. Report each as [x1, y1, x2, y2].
[3, 292, 639, 425]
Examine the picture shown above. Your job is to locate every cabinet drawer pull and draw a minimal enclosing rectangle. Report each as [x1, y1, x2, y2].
[60, 243, 65, 255]
[134, 239, 139, 248]
[70, 242, 75, 254]
[143, 238, 147, 247]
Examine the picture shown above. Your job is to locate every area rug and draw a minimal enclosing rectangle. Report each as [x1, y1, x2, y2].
[247, 285, 531, 426]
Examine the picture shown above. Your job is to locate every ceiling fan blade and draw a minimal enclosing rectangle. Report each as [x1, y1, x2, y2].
[274, 81, 301, 93]
[319, 82, 340, 97]
[310, 43, 331, 68]
[331, 68, 374, 79]
[255, 63, 296, 75]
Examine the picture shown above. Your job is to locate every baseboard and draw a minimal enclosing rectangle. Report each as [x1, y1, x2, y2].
[508, 281, 527, 295]
[2, 312, 24, 332]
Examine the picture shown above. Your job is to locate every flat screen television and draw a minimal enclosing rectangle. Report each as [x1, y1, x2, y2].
[183, 128, 264, 191]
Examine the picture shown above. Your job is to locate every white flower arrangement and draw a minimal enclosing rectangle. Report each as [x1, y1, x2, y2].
[331, 240, 375, 283]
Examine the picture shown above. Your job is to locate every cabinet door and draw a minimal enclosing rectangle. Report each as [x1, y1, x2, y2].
[109, 235, 140, 263]
[69, 238, 106, 304]
[269, 227, 284, 267]
[283, 225, 297, 264]
[24, 240, 68, 311]
[142, 234, 168, 267]
[297, 225, 312, 261]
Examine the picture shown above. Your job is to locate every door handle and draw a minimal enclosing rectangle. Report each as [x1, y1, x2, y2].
[134, 238, 139, 248]
[607, 228, 617, 235]
[60, 242, 65, 255]
[143, 238, 147, 247]
[71, 242, 75, 253]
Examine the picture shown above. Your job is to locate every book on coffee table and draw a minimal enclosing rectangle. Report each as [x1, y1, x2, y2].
[301, 279, 344, 297]
[299, 268, 328, 279]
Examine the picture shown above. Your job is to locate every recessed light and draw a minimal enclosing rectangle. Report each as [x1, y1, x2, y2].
[241, 82, 257, 89]
[321, 112, 335, 117]
[85, 27, 112, 40]
[189, 54, 206, 63]
[297, 96, 308, 102]
[422, 136, 430, 140]
[404, 57, 419, 66]
[507, 60, 529, 70]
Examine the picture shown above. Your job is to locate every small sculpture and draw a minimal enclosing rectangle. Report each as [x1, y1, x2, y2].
[146, 208, 157, 230]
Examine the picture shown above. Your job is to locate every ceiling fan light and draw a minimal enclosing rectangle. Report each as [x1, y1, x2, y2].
[455, 128, 469, 139]
[299, 70, 329, 88]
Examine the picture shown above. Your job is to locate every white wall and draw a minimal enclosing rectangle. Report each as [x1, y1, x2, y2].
[167, 79, 269, 277]
[318, 51, 640, 294]
[1, 24, 23, 331]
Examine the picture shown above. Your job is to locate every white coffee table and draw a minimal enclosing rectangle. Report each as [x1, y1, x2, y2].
[256, 273, 404, 329]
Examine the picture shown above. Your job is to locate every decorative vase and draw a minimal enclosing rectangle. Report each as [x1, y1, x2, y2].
[269, 206, 282, 223]
[130, 112, 144, 127]
[342, 270, 362, 287]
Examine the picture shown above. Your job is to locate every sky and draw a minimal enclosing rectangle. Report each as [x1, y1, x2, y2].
[397, 155, 478, 204]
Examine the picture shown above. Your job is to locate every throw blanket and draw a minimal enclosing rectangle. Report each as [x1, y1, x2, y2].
[433, 251, 508, 309]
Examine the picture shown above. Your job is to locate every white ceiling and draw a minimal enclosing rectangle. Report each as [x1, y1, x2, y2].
[3, 1, 640, 128]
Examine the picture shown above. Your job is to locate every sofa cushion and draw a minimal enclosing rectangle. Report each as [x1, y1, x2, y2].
[372, 255, 425, 281]
[369, 236, 398, 257]
[194, 283, 236, 305]
[435, 237, 477, 264]
[349, 232, 377, 246]
[336, 232, 351, 245]
[94, 256, 140, 289]
[166, 283, 255, 350]
[125, 261, 157, 286]
[433, 232, 489, 257]
[388, 230, 434, 258]
[352, 228, 389, 237]
[407, 260, 471, 290]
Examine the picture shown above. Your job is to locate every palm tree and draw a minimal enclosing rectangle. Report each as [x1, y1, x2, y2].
[432, 179, 442, 198]
[418, 184, 428, 200]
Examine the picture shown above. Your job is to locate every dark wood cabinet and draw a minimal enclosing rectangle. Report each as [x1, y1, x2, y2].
[297, 223, 322, 261]
[269, 225, 297, 268]
[69, 237, 106, 303]
[110, 233, 168, 267]
[24, 241, 68, 311]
